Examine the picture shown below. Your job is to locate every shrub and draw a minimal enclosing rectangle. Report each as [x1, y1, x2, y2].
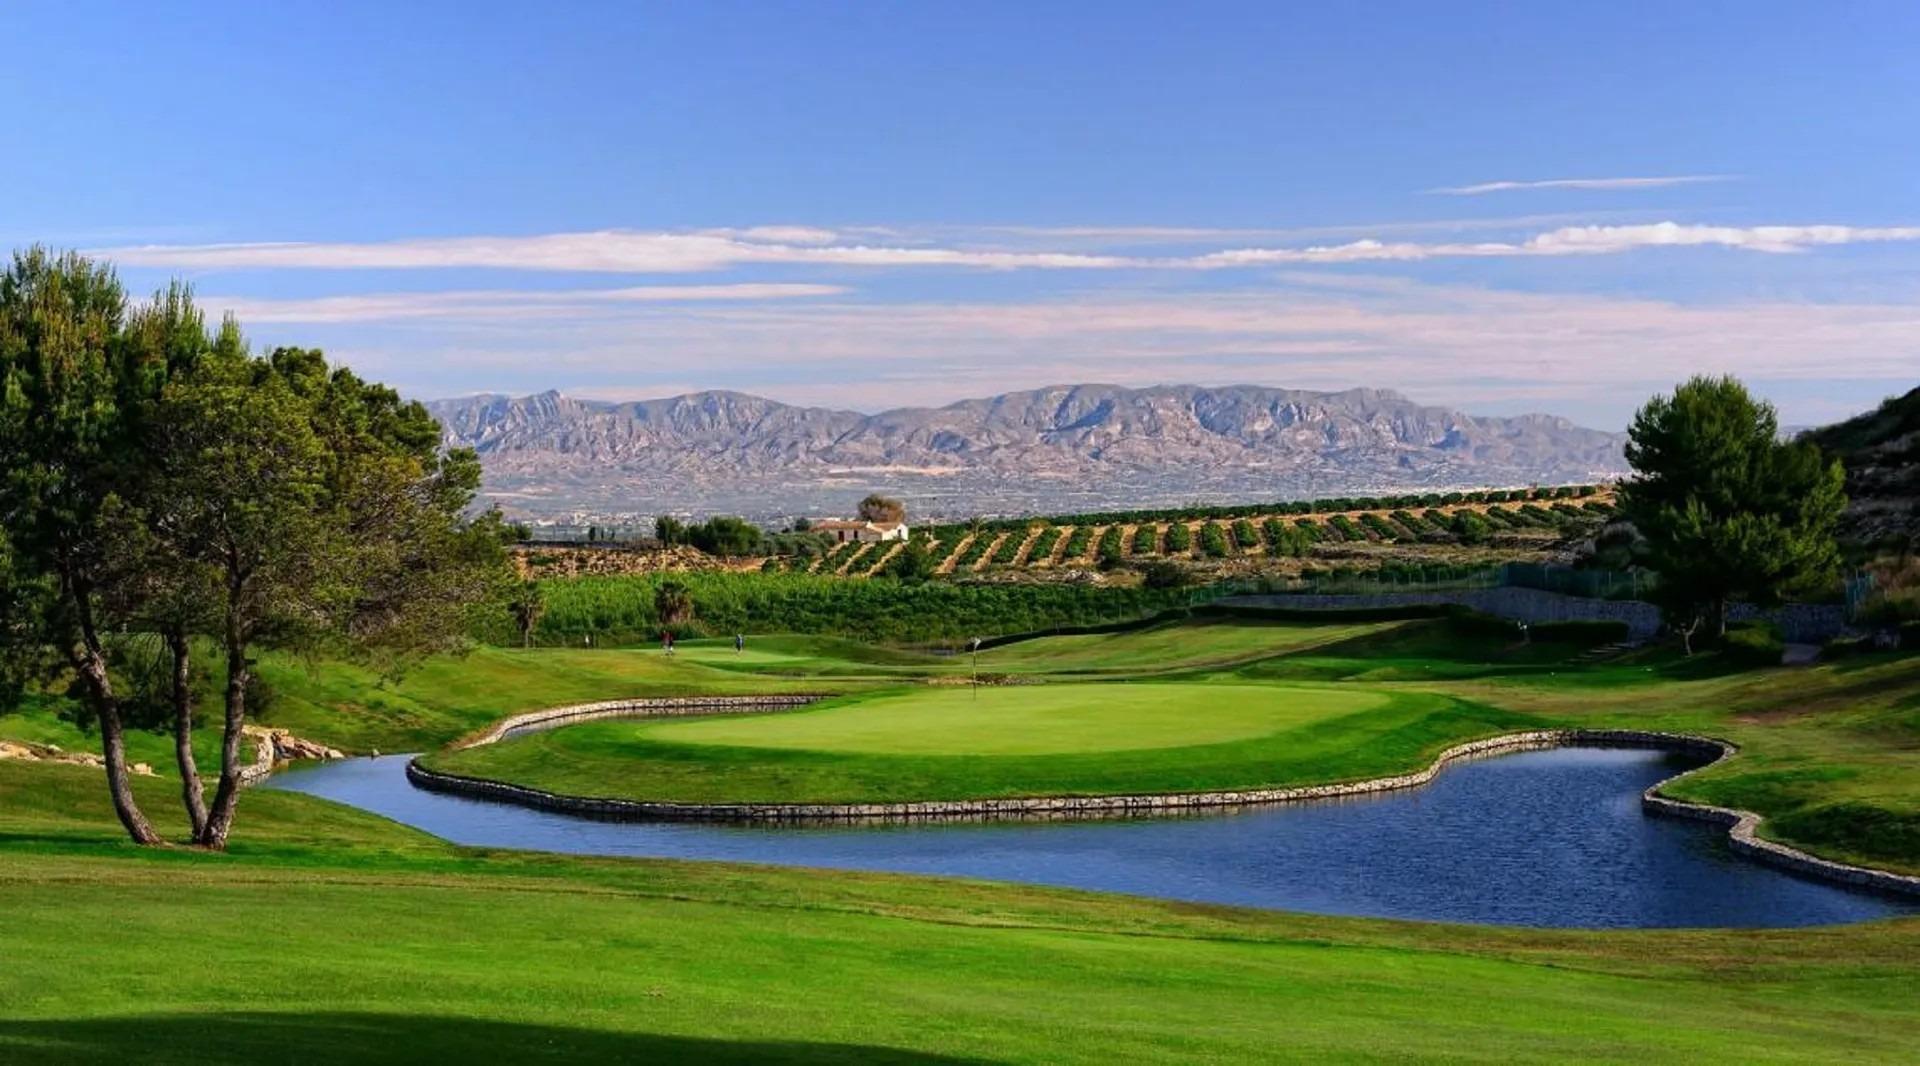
[1130, 524, 1160, 555]
[989, 526, 1031, 565]
[1163, 522, 1192, 554]
[1096, 525, 1127, 567]
[1231, 519, 1260, 549]
[1060, 526, 1093, 560]
[1724, 622, 1786, 666]
[528, 572, 1203, 644]
[1026, 526, 1063, 564]
[1199, 521, 1231, 558]
[1141, 560, 1188, 589]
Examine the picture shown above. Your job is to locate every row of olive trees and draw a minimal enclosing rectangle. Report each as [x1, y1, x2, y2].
[0, 249, 513, 848]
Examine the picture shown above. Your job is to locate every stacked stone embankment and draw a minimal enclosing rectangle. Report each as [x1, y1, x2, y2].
[1221, 590, 1850, 643]
[408, 712, 1920, 898]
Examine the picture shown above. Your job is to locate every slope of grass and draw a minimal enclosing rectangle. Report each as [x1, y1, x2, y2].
[2, 760, 1916, 1064]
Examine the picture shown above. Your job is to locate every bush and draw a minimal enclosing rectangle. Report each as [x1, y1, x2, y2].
[1141, 560, 1189, 589]
[1130, 524, 1160, 555]
[1163, 522, 1192, 554]
[1199, 521, 1231, 558]
[1724, 622, 1786, 666]
[1096, 525, 1127, 567]
[527, 572, 1203, 644]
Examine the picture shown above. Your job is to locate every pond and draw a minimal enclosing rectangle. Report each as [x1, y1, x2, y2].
[268, 746, 1918, 929]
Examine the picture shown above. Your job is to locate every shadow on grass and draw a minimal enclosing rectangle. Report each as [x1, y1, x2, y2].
[0, 1012, 996, 1064]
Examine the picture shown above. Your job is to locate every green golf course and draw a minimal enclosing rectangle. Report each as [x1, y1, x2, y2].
[5, 611, 1920, 1062]
[413, 616, 1920, 879]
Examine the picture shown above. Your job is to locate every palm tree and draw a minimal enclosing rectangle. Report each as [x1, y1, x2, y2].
[508, 580, 545, 648]
[654, 581, 694, 629]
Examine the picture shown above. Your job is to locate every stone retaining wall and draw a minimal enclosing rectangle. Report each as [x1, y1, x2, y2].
[470, 694, 827, 746]
[409, 715, 1920, 897]
[1220, 589, 1850, 643]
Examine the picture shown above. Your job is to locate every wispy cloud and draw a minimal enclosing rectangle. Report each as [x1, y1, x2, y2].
[205, 283, 846, 323]
[1427, 175, 1736, 196]
[304, 278, 1920, 425]
[99, 218, 1920, 276]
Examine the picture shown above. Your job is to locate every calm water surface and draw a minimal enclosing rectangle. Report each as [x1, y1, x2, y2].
[269, 747, 1917, 929]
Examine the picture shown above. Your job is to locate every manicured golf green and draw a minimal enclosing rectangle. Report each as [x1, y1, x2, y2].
[644, 683, 1386, 755]
[427, 683, 1535, 805]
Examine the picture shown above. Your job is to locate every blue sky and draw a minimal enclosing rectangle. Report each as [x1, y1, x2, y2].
[5, 1, 1917, 427]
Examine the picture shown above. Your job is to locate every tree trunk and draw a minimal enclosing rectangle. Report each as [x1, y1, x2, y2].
[197, 622, 250, 850]
[71, 638, 162, 846]
[166, 628, 208, 838]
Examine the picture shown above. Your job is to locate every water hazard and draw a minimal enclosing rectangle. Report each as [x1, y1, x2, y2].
[268, 746, 1917, 928]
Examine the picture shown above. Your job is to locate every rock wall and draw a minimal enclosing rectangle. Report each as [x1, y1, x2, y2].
[1221, 589, 1850, 642]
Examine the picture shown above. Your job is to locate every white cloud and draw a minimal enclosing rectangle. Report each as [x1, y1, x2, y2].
[1428, 175, 1737, 195]
[99, 217, 1920, 276]
[206, 283, 847, 323]
[302, 278, 1920, 425]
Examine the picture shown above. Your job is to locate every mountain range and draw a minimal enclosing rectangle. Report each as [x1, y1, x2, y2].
[426, 383, 1630, 521]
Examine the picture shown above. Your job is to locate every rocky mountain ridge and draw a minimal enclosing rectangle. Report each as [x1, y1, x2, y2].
[428, 383, 1629, 519]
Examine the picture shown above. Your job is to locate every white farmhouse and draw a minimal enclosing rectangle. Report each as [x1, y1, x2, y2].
[813, 518, 910, 545]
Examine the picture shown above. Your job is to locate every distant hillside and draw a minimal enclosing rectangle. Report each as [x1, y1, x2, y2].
[428, 383, 1629, 519]
[1804, 386, 1920, 551]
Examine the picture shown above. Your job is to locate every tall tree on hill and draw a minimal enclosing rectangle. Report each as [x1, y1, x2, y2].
[0, 249, 168, 843]
[1620, 375, 1846, 645]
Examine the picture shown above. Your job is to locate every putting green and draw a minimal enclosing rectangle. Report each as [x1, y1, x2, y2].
[643, 683, 1386, 755]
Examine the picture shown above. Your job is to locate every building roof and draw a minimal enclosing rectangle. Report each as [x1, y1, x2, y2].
[813, 518, 907, 532]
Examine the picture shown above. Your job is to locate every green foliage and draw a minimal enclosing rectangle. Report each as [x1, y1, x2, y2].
[877, 537, 937, 583]
[528, 572, 1197, 643]
[1095, 525, 1126, 566]
[682, 515, 762, 556]
[1140, 560, 1188, 589]
[1163, 521, 1192, 554]
[989, 526, 1031, 565]
[1622, 375, 1847, 634]
[1199, 521, 1231, 558]
[1129, 524, 1159, 555]
[1451, 510, 1493, 545]
[1027, 526, 1063, 562]
[1059, 526, 1093, 560]
[1231, 519, 1260, 549]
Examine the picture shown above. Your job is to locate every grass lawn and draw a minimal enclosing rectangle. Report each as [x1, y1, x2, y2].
[427, 685, 1531, 804]
[2, 760, 1917, 1064]
[972, 617, 1401, 674]
[642, 683, 1388, 754]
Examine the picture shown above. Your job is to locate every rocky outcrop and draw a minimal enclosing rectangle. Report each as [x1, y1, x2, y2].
[0, 739, 154, 776]
[237, 725, 345, 785]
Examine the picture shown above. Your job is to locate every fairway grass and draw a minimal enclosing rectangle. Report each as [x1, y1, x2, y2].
[642, 683, 1388, 754]
[2, 761, 1918, 1064]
